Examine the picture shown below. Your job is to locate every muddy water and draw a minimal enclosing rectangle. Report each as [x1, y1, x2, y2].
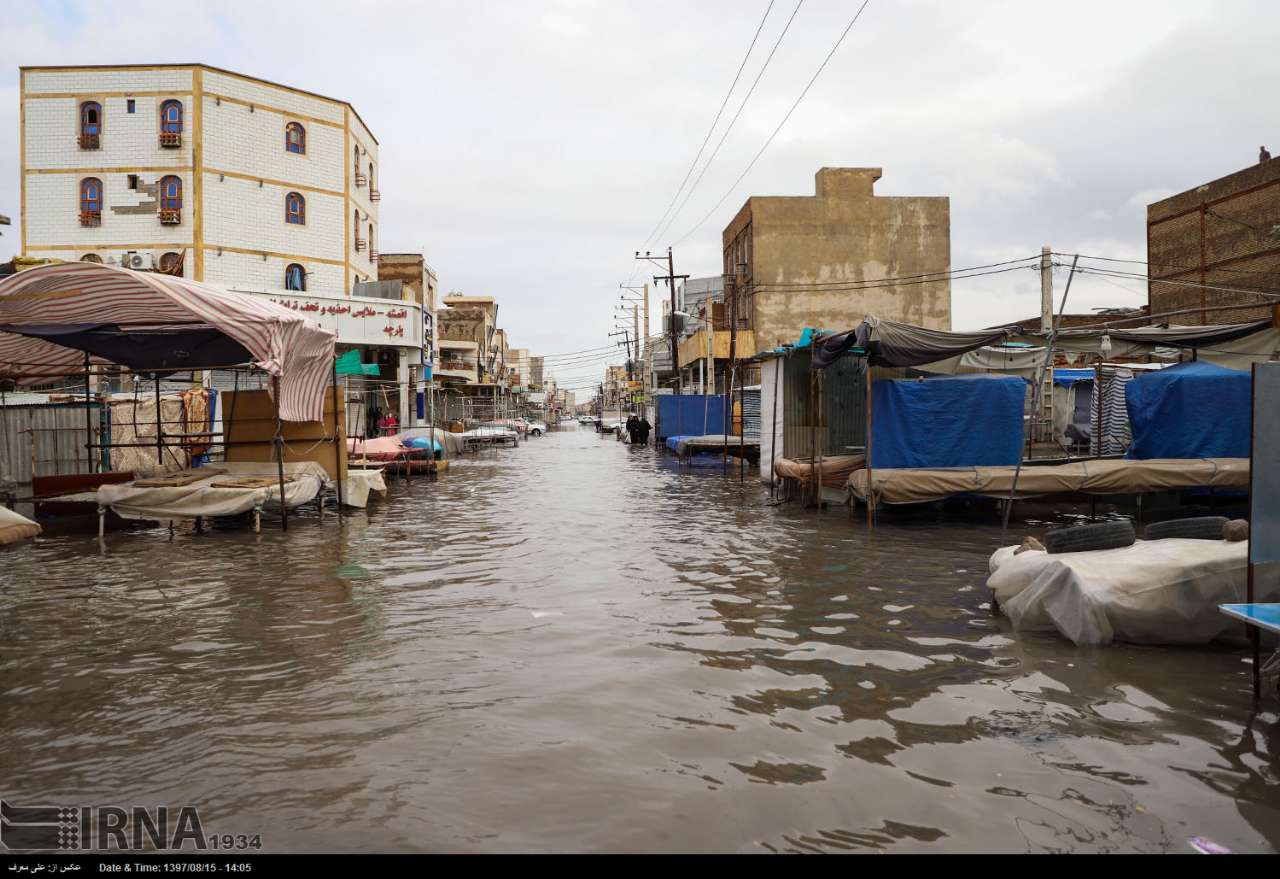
[1, 425, 1277, 853]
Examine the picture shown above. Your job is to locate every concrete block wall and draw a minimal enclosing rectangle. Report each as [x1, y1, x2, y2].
[24, 169, 191, 252]
[202, 249, 343, 295]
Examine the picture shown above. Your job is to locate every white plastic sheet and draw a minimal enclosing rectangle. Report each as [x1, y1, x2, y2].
[988, 538, 1280, 646]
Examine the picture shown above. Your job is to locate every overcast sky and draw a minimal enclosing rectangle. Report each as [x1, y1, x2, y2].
[2, 1, 1277, 393]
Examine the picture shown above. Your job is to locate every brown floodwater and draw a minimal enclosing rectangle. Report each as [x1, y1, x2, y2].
[1, 425, 1278, 853]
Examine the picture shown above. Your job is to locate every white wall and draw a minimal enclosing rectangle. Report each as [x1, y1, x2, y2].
[22, 66, 379, 299]
[25, 170, 192, 250]
[759, 359, 785, 485]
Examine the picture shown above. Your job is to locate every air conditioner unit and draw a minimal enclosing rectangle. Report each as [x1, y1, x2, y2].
[123, 251, 154, 271]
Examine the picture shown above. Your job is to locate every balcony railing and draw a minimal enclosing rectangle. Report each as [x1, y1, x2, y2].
[369, 250, 380, 263]
[369, 189, 381, 201]
[355, 238, 366, 252]
[77, 133, 100, 150]
[354, 173, 367, 187]
[158, 208, 182, 225]
[79, 211, 101, 228]
[159, 131, 183, 148]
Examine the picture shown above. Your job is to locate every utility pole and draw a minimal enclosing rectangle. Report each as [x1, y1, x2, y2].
[636, 247, 689, 393]
[642, 283, 650, 412]
[1039, 245, 1053, 444]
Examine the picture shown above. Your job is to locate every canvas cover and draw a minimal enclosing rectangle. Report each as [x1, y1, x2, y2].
[1125, 361, 1251, 459]
[97, 461, 327, 521]
[870, 374, 1025, 469]
[988, 539, 1280, 646]
[774, 454, 866, 488]
[802, 316, 1280, 373]
[0, 505, 40, 545]
[343, 468, 387, 508]
[848, 457, 1248, 504]
[0, 262, 335, 421]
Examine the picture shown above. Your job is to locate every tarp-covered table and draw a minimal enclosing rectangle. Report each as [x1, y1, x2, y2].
[848, 457, 1248, 504]
[97, 461, 329, 521]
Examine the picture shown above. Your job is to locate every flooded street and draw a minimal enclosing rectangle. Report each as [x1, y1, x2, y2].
[2, 425, 1278, 853]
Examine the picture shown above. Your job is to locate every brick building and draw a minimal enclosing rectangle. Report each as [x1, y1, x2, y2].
[1147, 157, 1280, 325]
[19, 63, 380, 296]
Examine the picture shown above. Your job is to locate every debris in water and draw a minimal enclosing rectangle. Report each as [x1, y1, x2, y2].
[1188, 837, 1232, 854]
[531, 610, 564, 619]
[334, 564, 370, 580]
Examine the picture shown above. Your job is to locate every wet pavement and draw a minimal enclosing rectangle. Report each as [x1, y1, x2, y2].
[1, 424, 1278, 853]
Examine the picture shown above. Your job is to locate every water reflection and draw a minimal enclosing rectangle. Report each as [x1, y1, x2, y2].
[0, 427, 1277, 853]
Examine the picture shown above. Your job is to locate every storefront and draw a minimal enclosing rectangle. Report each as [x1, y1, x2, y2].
[233, 286, 424, 437]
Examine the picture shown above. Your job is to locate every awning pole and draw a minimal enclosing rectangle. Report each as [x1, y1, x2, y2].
[1003, 254, 1079, 531]
[83, 352, 93, 474]
[768, 357, 780, 499]
[154, 373, 164, 470]
[273, 376, 288, 533]
[332, 357, 344, 518]
[865, 361, 874, 529]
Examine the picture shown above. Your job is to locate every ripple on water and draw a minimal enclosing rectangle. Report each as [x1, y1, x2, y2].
[0, 428, 1276, 853]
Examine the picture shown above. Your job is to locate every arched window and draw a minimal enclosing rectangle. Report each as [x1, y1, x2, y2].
[158, 252, 183, 276]
[80, 253, 103, 263]
[160, 100, 183, 133]
[285, 192, 306, 225]
[285, 263, 306, 291]
[79, 177, 103, 225]
[285, 122, 306, 154]
[79, 101, 102, 148]
[368, 162, 374, 188]
[368, 222, 374, 252]
[354, 146, 361, 180]
[159, 176, 182, 212]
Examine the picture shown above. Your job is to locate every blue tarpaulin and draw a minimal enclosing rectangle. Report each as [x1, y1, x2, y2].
[871, 374, 1027, 469]
[656, 395, 727, 440]
[1126, 361, 1250, 459]
[1053, 368, 1096, 387]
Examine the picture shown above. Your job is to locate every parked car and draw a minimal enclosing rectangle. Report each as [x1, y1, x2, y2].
[526, 420, 548, 436]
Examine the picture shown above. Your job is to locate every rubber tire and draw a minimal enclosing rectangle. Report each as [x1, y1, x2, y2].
[1142, 516, 1229, 541]
[1044, 520, 1136, 554]
[531, 429, 542, 437]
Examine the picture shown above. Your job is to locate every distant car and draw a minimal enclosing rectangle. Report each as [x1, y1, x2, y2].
[526, 420, 548, 436]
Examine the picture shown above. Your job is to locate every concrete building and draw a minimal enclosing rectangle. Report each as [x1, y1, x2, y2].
[1147, 157, 1280, 325]
[720, 166, 951, 352]
[437, 294, 498, 387]
[378, 253, 439, 422]
[20, 63, 380, 293]
[17, 64, 432, 429]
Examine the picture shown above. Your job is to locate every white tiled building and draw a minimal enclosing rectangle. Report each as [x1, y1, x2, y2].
[19, 63, 381, 295]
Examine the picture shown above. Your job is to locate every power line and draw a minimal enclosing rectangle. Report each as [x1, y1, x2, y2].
[651, 0, 806, 246]
[641, 0, 776, 249]
[675, 0, 873, 246]
[748, 254, 1040, 289]
[750, 263, 1035, 294]
[1060, 250, 1280, 278]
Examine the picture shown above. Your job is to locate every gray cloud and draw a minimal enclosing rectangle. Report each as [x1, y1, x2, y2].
[2, 0, 1277, 386]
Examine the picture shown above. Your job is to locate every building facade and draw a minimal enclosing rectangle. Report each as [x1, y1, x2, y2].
[1147, 157, 1280, 325]
[20, 64, 380, 295]
[721, 167, 951, 354]
[437, 294, 498, 387]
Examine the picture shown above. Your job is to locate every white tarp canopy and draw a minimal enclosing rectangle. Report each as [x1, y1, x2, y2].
[0, 262, 336, 421]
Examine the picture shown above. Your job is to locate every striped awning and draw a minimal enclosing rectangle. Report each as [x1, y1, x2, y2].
[0, 262, 336, 422]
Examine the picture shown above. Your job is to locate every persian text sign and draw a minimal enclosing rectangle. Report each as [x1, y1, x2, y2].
[247, 290, 422, 350]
